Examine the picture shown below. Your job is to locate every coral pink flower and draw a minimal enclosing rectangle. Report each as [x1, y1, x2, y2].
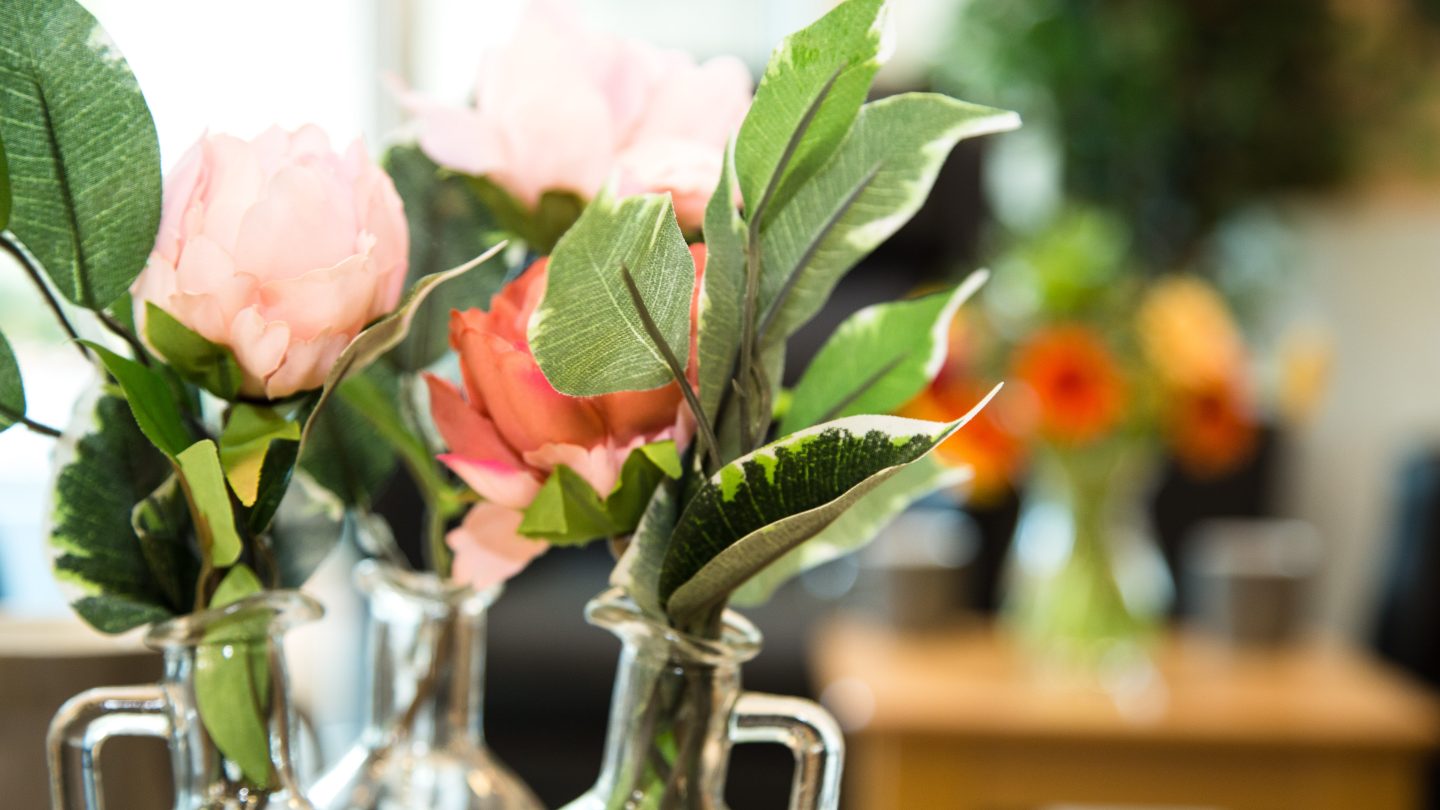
[429, 245, 705, 589]
[132, 125, 409, 399]
[407, 2, 751, 231]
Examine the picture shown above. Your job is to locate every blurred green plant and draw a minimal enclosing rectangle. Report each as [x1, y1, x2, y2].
[937, 0, 1356, 264]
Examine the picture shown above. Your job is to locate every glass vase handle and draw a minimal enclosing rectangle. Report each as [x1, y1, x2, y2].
[47, 685, 172, 810]
[731, 692, 845, 810]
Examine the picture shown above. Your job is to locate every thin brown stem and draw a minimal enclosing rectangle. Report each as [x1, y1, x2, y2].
[618, 263, 720, 471]
[0, 233, 93, 363]
[98, 310, 151, 366]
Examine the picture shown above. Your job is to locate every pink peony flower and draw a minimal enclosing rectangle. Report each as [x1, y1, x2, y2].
[407, 2, 752, 231]
[428, 245, 705, 589]
[132, 125, 409, 400]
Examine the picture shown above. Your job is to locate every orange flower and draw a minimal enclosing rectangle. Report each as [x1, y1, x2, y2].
[1167, 378, 1258, 477]
[1011, 325, 1127, 446]
[901, 378, 1027, 504]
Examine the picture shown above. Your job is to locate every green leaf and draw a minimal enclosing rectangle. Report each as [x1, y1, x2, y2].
[176, 439, 243, 568]
[529, 193, 695, 396]
[658, 403, 997, 629]
[299, 243, 506, 450]
[697, 143, 746, 428]
[245, 438, 298, 537]
[51, 394, 187, 632]
[467, 174, 584, 256]
[0, 330, 23, 434]
[195, 563, 273, 789]
[612, 478, 683, 620]
[299, 372, 399, 508]
[757, 93, 1019, 348]
[331, 366, 445, 501]
[0, 132, 10, 229]
[144, 302, 242, 399]
[383, 144, 511, 371]
[519, 441, 682, 546]
[732, 453, 969, 606]
[736, 0, 891, 220]
[779, 272, 986, 435]
[266, 481, 347, 589]
[130, 474, 197, 610]
[219, 404, 300, 507]
[0, 0, 161, 309]
[83, 341, 192, 457]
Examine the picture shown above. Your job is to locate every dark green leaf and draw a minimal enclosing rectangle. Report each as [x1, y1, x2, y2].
[735, 0, 889, 220]
[467, 174, 584, 256]
[0, 132, 10, 229]
[245, 438, 298, 537]
[83, 341, 191, 457]
[299, 378, 398, 509]
[332, 365, 445, 499]
[218, 404, 299, 507]
[145, 302, 242, 399]
[658, 408, 993, 628]
[731, 454, 968, 606]
[383, 144, 511, 371]
[612, 477, 683, 619]
[176, 439, 243, 568]
[518, 441, 682, 546]
[51, 394, 187, 632]
[266, 486, 347, 589]
[130, 474, 197, 611]
[195, 563, 272, 788]
[0, 0, 161, 309]
[0, 330, 23, 434]
[529, 193, 695, 396]
[780, 273, 985, 435]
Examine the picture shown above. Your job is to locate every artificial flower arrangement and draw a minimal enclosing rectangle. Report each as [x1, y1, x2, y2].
[901, 207, 1263, 657]
[3, 0, 1020, 806]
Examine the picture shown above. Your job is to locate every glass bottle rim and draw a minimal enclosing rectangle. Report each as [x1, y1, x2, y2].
[584, 587, 762, 666]
[354, 558, 502, 615]
[144, 590, 323, 649]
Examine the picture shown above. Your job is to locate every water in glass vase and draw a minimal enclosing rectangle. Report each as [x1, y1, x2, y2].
[562, 588, 844, 810]
[308, 560, 540, 810]
[48, 591, 323, 810]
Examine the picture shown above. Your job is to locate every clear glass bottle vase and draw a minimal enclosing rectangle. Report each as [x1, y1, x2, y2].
[48, 590, 324, 809]
[563, 588, 845, 810]
[1003, 445, 1175, 667]
[308, 560, 540, 810]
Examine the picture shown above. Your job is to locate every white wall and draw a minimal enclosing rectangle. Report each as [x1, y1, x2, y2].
[1277, 192, 1440, 638]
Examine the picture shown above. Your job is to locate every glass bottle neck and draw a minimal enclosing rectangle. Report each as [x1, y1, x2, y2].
[161, 636, 309, 807]
[591, 630, 743, 806]
[365, 594, 489, 749]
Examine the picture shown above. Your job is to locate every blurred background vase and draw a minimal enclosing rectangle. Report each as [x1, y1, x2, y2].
[48, 591, 323, 810]
[562, 588, 843, 810]
[308, 560, 540, 810]
[1003, 445, 1174, 669]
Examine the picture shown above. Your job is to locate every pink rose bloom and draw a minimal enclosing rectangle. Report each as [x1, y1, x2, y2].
[132, 125, 409, 400]
[427, 245, 705, 589]
[408, 2, 751, 230]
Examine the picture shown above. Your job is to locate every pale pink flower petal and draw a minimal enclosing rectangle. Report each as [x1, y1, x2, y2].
[447, 502, 548, 591]
[262, 331, 350, 400]
[523, 442, 623, 498]
[228, 308, 290, 399]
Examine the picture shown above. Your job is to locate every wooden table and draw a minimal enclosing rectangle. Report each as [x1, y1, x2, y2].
[811, 618, 1440, 810]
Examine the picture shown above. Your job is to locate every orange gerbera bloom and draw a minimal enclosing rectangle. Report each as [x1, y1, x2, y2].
[1011, 325, 1127, 446]
[1167, 377, 1258, 478]
[901, 377, 1027, 504]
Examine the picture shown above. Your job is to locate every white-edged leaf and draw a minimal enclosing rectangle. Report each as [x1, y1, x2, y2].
[757, 93, 1019, 347]
[731, 453, 970, 606]
[735, 0, 892, 219]
[0, 330, 23, 434]
[697, 143, 746, 425]
[658, 390, 998, 628]
[529, 193, 694, 396]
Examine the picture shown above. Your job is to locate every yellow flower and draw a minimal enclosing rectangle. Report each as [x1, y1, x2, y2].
[1137, 276, 1245, 391]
